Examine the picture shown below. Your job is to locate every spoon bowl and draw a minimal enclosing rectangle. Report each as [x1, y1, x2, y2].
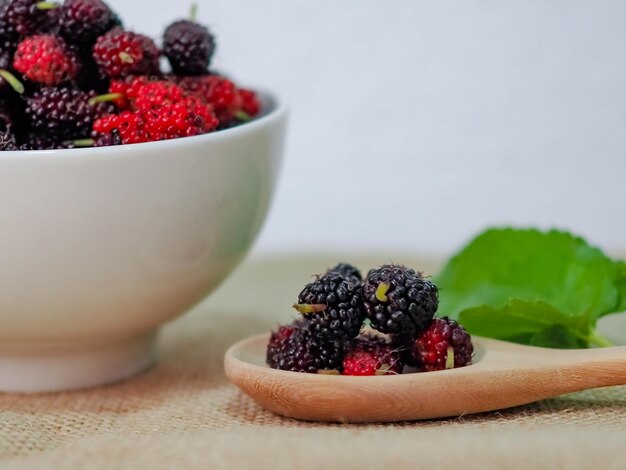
[225, 333, 626, 423]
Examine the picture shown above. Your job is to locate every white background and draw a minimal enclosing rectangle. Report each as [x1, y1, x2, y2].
[109, 0, 626, 257]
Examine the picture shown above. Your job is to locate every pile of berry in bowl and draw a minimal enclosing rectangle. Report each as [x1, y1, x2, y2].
[0, 0, 262, 149]
[267, 263, 474, 376]
[0, 0, 286, 393]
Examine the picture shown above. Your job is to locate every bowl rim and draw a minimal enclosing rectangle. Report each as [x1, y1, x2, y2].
[1, 88, 287, 159]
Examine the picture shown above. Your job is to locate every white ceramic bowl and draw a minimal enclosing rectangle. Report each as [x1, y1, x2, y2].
[0, 93, 286, 392]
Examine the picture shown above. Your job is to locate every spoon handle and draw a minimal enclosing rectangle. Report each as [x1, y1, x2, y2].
[558, 345, 626, 389]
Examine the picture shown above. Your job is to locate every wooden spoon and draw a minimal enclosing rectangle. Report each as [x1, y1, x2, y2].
[224, 333, 626, 423]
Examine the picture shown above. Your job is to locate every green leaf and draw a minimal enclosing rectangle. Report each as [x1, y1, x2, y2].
[436, 228, 621, 322]
[615, 261, 626, 312]
[529, 325, 586, 349]
[458, 299, 592, 347]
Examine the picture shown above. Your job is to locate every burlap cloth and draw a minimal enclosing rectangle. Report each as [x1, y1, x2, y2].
[2, 255, 626, 469]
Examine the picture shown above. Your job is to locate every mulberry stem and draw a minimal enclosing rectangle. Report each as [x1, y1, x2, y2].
[0, 70, 24, 94]
[119, 52, 134, 64]
[89, 93, 124, 106]
[68, 139, 95, 147]
[375, 282, 390, 302]
[293, 303, 327, 314]
[35, 1, 58, 10]
[445, 347, 455, 369]
[234, 110, 251, 122]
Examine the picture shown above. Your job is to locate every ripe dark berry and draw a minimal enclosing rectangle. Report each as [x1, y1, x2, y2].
[0, 128, 17, 149]
[266, 320, 344, 373]
[0, 108, 16, 150]
[0, 37, 15, 69]
[109, 10, 122, 28]
[326, 263, 362, 288]
[0, 54, 24, 96]
[410, 317, 474, 371]
[163, 20, 215, 76]
[363, 265, 438, 337]
[59, 0, 115, 44]
[25, 87, 114, 139]
[19, 133, 73, 150]
[0, 106, 12, 124]
[342, 335, 404, 376]
[0, 93, 27, 135]
[13, 34, 78, 85]
[0, 51, 10, 71]
[0, 0, 59, 39]
[93, 29, 159, 78]
[71, 43, 108, 93]
[294, 272, 365, 342]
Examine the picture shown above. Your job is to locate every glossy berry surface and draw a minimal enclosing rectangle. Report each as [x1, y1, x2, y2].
[342, 335, 404, 376]
[410, 317, 474, 371]
[132, 80, 186, 111]
[59, 0, 115, 44]
[266, 321, 344, 373]
[92, 96, 218, 145]
[25, 86, 114, 139]
[177, 75, 242, 123]
[0, 108, 16, 149]
[0, 0, 58, 38]
[326, 263, 362, 288]
[238, 88, 261, 118]
[295, 272, 365, 342]
[93, 29, 159, 78]
[363, 264, 438, 337]
[163, 20, 214, 76]
[13, 34, 78, 85]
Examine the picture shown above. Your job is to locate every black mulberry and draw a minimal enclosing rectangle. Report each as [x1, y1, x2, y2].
[294, 272, 365, 342]
[363, 264, 438, 337]
[25, 86, 115, 139]
[266, 320, 344, 373]
[163, 20, 215, 76]
[58, 0, 115, 44]
[326, 262, 362, 287]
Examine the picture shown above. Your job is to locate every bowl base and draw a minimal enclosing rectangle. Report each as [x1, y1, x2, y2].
[0, 332, 157, 393]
